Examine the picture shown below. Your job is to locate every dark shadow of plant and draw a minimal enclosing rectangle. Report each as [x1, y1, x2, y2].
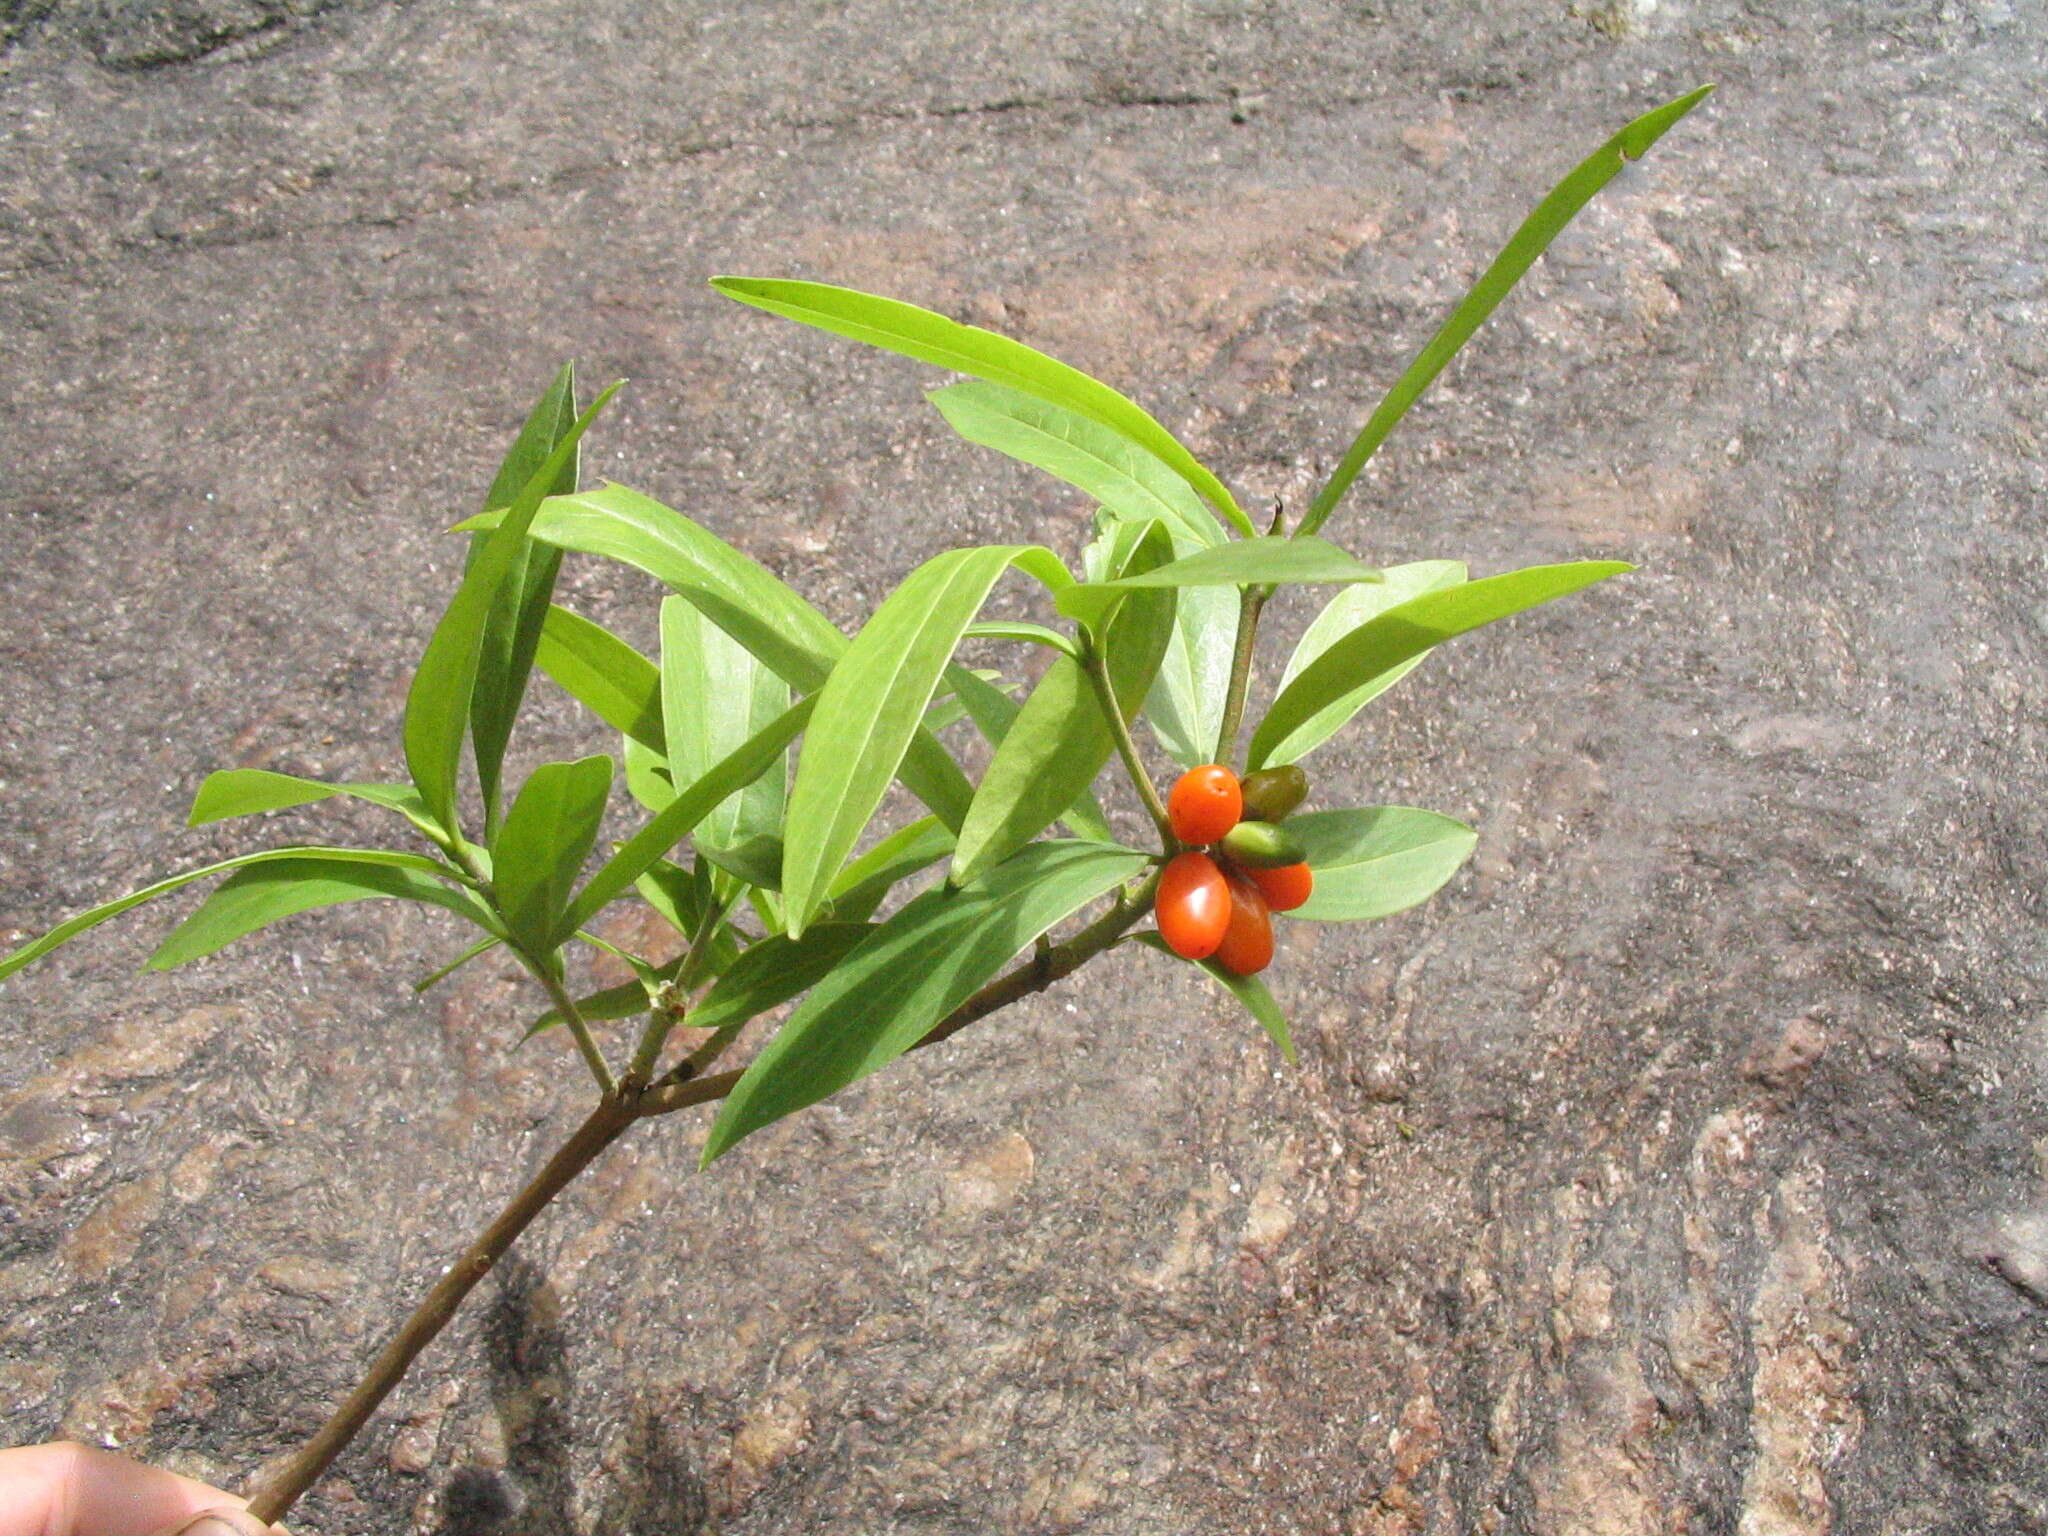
[437, 1255, 711, 1535]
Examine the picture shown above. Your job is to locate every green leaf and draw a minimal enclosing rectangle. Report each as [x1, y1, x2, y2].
[1056, 535, 1380, 627]
[414, 935, 502, 992]
[187, 770, 443, 842]
[699, 833, 784, 892]
[1135, 932, 1294, 1063]
[703, 840, 1149, 1163]
[781, 544, 1068, 936]
[0, 846, 481, 983]
[1074, 506, 1238, 771]
[713, 276, 1253, 536]
[406, 382, 620, 837]
[1302, 86, 1714, 536]
[462, 483, 976, 833]
[559, 694, 817, 938]
[1146, 582, 1237, 771]
[148, 855, 497, 971]
[534, 605, 665, 756]
[1143, 572, 1237, 772]
[821, 816, 956, 923]
[949, 523, 1176, 884]
[633, 859, 742, 978]
[631, 858, 702, 936]
[1289, 807, 1478, 922]
[575, 927, 667, 1001]
[930, 381, 1229, 549]
[1248, 561, 1632, 771]
[686, 922, 874, 1036]
[659, 597, 791, 856]
[1263, 560, 1469, 766]
[491, 755, 617, 952]
[963, 620, 1081, 659]
[622, 736, 674, 814]
[470, 364, 581, 834]
[945, 665, 1112, 843]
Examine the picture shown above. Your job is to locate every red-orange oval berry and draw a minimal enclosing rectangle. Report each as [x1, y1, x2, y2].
[1245, 861, 1313, 913]
[1167, 764, 1242, 846]
[1156, 851, 1230, 960]
[1214, 866, 1275, 976]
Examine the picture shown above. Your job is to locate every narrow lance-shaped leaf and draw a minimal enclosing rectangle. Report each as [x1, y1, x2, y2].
[1068, 481, 1237, 770]
[491, 754, 616, 952]
[407, 382, 620, 837]
[1079, 508, 1145, 585]
[0, 846, 484, 983]
[1301, 86, 1714, 537]
[1262, 560, 1469, 766]
[1146, 578, 1237, 771]
[1056, 535, 1380, 628]
[535, 605, 665, 756]
[1109, 505, 1240, 772]
[458, 483, 976, 832]
[1248, 561, 1632, 771]
[470, 364, 581, 834]
[623, 736, 674, 815]
[945, 664, 1112, 843]
[1135, 932, 1294, 1064]
[415, 935, 502, 993]
[660, 596, 789, 855]
[712, 276, 1254, 535]
[703, 840, 1150, 1163]
[780, 543, 1070, 937]
[949, 522, 1176, 886]
[821, 816, 955, 924]
[962, 620, 1081, 659]
[929, 381, 1229, 550]
[699, 834, 784, 892]
[1288, 807, 1478, 923]
[632, 858, 740, 977]
[149, 855, 501, 971]
[558, 693, 817, 939]
[685, 922, 874, 1037]
[187, 770, 444, 844]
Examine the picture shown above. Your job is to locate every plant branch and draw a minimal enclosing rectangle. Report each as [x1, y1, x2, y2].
[640, 870, 1161, 1113]
[1213, 499, 1288, 770]
[534, 961, 617, 1095]
[244, 869, 1163, 1524]
[1080, 641, 1174, 846]
[1211, 585, 1268, 771]
[624, 892, 728, 1088]
[242, 1092, 641, 1525]
[914, 867, 1161, 1051]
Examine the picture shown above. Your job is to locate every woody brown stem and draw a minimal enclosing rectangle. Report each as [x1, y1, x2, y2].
[242, 1092, 639, 1524]
[243, 870, 1161, 1524]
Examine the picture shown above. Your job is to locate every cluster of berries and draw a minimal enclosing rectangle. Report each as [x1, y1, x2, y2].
[1154, 764, 1313, 976]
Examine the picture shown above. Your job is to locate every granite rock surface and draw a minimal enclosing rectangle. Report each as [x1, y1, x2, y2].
[3, 2, 2046, 1532]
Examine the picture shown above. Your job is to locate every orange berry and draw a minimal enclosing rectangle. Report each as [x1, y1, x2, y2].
[1245, 861, 1313, 913]
[1167, 764, 1242, 845]
[1155, 851, 1230, 960]
[1213, 865, 1275, 976]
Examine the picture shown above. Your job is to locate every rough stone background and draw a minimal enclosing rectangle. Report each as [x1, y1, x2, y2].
[2, 1, 2045, 1532]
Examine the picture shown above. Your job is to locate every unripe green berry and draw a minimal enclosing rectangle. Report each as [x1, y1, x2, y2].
[1239, 764, 1308, 822]
[1220, 819, 1307, 869]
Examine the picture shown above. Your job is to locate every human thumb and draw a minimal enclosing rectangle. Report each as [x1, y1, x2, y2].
[143, 1510, 283, 1536]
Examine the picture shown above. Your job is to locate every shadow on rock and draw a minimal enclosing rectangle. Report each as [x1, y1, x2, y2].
[438, 1253, 711, 1535]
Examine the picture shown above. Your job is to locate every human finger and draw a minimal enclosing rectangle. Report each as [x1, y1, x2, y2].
[0, 1442, 277, 1536]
